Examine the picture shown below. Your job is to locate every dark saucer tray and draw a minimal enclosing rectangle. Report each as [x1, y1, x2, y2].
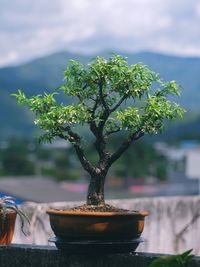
[49, 236, 144, 253]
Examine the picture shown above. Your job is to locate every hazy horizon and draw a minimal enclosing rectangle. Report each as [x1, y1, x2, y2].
[0, 0, 200, 67]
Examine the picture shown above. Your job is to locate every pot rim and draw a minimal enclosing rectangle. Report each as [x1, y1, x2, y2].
[46, 209, 149, 217]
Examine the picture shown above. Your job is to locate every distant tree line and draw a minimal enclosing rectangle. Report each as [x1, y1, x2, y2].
[0, 137, 167, 183]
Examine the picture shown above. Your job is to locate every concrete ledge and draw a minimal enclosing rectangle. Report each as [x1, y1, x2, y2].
[0, 245, 199, 267]
[13, 196, 200, 255]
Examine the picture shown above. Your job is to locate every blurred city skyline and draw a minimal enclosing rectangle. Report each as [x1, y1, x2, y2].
[0, 0, 200, 67]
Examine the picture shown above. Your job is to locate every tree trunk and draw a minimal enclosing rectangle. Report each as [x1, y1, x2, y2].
[87, 174, 106, 205]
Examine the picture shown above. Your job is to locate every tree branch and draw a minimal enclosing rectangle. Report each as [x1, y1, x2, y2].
[73, 142, 96, 175]
[110, 94, 128, 113]
[90, 97, 100, 120]
[97, 92, 128, 137]
[88, 90, 109, 157]
[88, 84, 129, 165]
[88, 96, 100, 140]
[63, 126, 81, 142]
[59, 126, 96, 175]
[108, 129, 144, 167]
[105, 127, 121, 136]
[99, 80, 109, 111]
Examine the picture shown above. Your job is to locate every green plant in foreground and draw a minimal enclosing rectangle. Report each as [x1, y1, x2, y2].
[13, 55, 185, 205]
[0, 196, 29, 235]
[148, 249, 194, 267]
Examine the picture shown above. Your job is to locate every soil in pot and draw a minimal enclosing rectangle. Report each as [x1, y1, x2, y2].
[67, 204, 130, 212]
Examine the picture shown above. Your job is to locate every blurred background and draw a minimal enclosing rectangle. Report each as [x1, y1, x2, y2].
[1, 0, 200, 203]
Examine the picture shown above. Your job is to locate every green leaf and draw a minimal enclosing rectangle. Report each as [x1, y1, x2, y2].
[148, 250, 194, 267]
[12, 54, 185, 144]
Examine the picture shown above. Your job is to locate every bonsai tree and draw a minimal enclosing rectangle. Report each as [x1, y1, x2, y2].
[13, 55, 184, 207]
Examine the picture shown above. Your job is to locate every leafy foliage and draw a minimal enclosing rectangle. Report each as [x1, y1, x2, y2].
[13, 55, 185, 144]
[148, 249, 194, 267]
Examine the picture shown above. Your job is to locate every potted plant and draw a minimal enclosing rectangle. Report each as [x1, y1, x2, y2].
[0, 196, 29, 245]
[13, 55, 184, 252]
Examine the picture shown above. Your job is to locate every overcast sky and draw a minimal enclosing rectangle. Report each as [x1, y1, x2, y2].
[0, 0, 200, 67]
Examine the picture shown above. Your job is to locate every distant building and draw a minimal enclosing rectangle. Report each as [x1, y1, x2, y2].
[155, 141, 200, 182]
[186, 148, 200, 179]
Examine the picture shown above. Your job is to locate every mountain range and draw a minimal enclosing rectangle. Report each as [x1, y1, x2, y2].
[0, 51, 200, 139]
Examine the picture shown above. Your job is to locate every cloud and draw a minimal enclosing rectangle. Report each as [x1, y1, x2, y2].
[0, 0, 199, 67]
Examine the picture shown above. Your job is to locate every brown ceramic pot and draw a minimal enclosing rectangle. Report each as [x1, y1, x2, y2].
[0, 211, 17, 245]
[47, 209, 149, 241]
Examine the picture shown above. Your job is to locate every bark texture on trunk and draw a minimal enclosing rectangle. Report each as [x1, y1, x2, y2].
[87, 175, 106, 205]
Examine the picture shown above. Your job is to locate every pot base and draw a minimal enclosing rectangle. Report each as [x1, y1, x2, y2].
[49, 236, 144, 254]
